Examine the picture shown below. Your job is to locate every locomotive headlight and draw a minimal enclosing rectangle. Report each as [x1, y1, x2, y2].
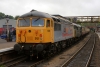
[40, 30, 43, 40]
[17, 30, 21, 37]
[18, 34, 21, 37]
[17, 30, 22, 34]
[40, 34, 42, 37]
[40, 34, 43, 40]
[24, 31, 26, 34]
[22, 46, 24, 48]
[20, 30, 22, 33]
[40, 38, 42, 40]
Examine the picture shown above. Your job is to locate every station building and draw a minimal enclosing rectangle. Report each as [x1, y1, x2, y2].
[0, 19, 16, 35]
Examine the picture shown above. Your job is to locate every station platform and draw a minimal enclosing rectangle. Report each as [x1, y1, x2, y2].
[0, 38, 7, 43]
[0, 39, 16, 50]
[0, 42, 16, 49]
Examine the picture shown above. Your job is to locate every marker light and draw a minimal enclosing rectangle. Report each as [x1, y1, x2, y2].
[18, 34, 21, 37]
[40, 34, 42, 37]
[24, 31, 26, 34]
[35, 31, 38, 34]
[20, 30, 22, 33]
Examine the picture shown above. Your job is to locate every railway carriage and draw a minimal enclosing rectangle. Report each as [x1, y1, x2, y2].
[81, 26, 90, 35]
[54, 16, 82, 38]
[52, 16, 74, 42]
[85, 27, 90, 34]
[72, 23, 82, 37]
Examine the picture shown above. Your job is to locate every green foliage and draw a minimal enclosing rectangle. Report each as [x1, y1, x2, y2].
[15, 15, 20, 20]
[0, 12, 5, 19]
[96, 22, 100, 27]
[77, 20, 80, 22]
[8, 15, 14, 19]
[0, 12, 14, 19]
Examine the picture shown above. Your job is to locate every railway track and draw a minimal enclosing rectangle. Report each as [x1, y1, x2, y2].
[0, 34, 90, 67]
[87, 33, 100, 67]
[0, 55, 27, 67]
[0, 49, 16, 63]
[11, 54, 55, 67]
[0, 48, 26, 67]
[9, 34, 90, 67]
[61, 33, 96, 67]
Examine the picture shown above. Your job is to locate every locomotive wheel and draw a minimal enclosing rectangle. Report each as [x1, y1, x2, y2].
[66, 40, 69, 47]
[67, 39, 70, 46]
[39, 50, 46, 59]
[51, 44, 57, 54]
[57, 42, 62, 52]
[49, 45, 54, 55]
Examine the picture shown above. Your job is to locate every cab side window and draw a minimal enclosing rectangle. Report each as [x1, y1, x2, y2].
[46, 20, 50, 27]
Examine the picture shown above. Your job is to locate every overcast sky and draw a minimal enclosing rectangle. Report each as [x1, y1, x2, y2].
[0, 0, 100, 17]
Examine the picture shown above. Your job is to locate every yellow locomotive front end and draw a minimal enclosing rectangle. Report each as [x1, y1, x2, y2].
[14, 10, 55, 57]
[16, 17, 54, 43]
[14, 14, 54, 56]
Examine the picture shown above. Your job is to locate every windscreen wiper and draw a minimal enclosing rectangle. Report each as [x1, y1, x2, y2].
[23, 18, 28, 23]
[23, 18, 28, 25]
[34, 17, 40, 22]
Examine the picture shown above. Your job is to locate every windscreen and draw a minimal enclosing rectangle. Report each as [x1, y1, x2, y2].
[18, 18, 30, 27]
[32, 18, 44, 26]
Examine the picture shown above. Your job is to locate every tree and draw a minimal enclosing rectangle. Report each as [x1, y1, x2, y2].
[0, 12, 14, 19]
[0, 12, 5, 19]
[8, 15, 14, 19]
[15, 15, 20, 20]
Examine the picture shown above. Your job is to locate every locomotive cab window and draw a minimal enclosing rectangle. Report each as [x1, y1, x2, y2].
[46, 20, 50, 27]
[32, 18, 44, 27]
[18, 18, 30, 27]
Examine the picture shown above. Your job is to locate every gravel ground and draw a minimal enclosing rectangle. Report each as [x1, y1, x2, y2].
[38, 34, 91, 67]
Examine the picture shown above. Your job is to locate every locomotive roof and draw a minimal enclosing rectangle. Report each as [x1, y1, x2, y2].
[19, 10, 52, 18]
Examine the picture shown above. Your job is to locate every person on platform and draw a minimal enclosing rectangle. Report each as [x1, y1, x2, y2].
[12, 29, 16, 41]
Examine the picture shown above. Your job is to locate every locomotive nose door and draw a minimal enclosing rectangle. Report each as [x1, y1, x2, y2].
[45, 19, 54, 42]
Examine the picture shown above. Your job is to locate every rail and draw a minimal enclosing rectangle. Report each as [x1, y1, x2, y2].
[60, 33, 95, 67]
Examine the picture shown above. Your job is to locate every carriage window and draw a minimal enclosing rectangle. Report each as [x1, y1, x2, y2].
[74, 26, 78, 30]
[32, 18, 44, 26]
[54, 23, 61, 31]
[18, 19, 30, 27]
[53, 18, 56, 22]
[46, 20, 50, 27]
[57, 19, 60, 22]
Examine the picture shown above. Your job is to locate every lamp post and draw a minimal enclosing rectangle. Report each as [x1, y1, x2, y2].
[5, 15, 9, 42]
